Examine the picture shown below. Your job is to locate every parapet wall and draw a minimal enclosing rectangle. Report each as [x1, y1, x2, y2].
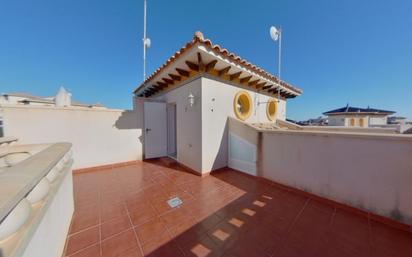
[1, 105, 143, 169]
[261, 129, 412, 225]
[229, 117, 412, 225]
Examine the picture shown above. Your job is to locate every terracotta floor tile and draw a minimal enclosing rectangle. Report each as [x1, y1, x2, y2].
[120, 247, 143, 257]
[160, 205, 193, 228]
[100, 203, 128, 222]
[66, 244, 101, 257]
[129, 206, 158, 227]
[101, 215, 132, 240]
[168, 216, 199, 239]
[70, 208, 100, 234]
[181, 235, 221, 257]
[125, 194, 152, 212]
[101, 229, 138, 257]
[135, 217, 168, 245]
[69, 160, 412, 257]
[370, 220, 412, 257]
[141, 232, 182, 257]
[66, 226, 100, 256]
[100, 191, 124, 206]
[207, 221, 240, 249]
[197, 214, 222, 233]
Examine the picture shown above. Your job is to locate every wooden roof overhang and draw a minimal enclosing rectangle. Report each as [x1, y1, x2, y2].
[134, 32, 303, 99]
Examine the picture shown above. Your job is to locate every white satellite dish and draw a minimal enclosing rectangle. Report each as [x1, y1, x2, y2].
[144, 38, 151, 48]
[270, 26, 280, 41]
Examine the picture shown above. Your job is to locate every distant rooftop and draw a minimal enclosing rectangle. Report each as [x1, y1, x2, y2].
[324, 105, 395, 115]
[1, 88, 105, 109]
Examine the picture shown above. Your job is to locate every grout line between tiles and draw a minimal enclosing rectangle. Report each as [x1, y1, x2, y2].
[367, 212, 374, 257]
[121, 184, 146, 256]
[311, 207, 337, 257]
[270, 197, 311, 257]
[66, 242, 100, 257]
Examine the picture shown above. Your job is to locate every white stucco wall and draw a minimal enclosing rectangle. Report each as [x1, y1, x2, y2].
[150, 75, 287, 174]
[1, 105, 143, 169]
[227, 118, 259, 176]
[328, 114, 390, 128]
[369, 115, 388, 126]
[328, 116, 345, 126]
[261, 130, 412, 225]
[154, 78, 203, 172]
[201, 76, 286, 172]
[22, 167, 74, 257]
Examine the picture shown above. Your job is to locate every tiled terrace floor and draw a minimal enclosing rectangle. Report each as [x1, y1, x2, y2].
[65, 160, 412, 257]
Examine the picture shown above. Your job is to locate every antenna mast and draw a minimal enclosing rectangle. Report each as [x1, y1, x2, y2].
[277, 27, 282, 103]
[143, 0, 147, 81]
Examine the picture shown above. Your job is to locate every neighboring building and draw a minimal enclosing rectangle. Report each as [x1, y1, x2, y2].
[388, 116, 409, 125]
[0, 87, 106, 109]
[134, 31, 302, 173]
[386, 116, 412, 134]
[297, 116, 328, 126]
[323, 105, 395, 128]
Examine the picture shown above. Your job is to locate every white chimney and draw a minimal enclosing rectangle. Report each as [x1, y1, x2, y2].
[55, 87, 72, 107]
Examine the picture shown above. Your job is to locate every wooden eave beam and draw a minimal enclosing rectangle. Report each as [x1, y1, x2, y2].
[156, 81, 168, 89]
[151, 84, 162, 90]
[176, 68, 190, 77]
[240, 76, 253, 84]
[168, 73, 181, 81]
[255, 82, 266, 89]
[147, 88, 157, 95]
[162, 78, 174, 85]
[218, 66, 231, 76]
[248, 79, 259, 87]
[197, 52, 205, 71]
[185, 61, 199, 71]
[205, 60, 218, 72]
[229, 72, 242, 81]
[262, 85, 272, 90]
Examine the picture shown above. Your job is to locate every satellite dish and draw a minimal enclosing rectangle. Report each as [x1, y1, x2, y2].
[144, 38, 151, 48]
[270, 26, 280, 41]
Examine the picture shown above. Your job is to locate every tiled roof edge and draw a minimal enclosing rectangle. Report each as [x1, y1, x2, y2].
[134, 31, 302, 95]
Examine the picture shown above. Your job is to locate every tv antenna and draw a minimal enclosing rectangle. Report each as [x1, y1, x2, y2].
[143, 0, 151, 81]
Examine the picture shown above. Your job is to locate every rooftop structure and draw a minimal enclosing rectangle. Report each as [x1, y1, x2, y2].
[324, 105, 395, 128]
[388, 116, 409, 125]
[134, 31, 302, 99]
[0, 87, 106, 109]
[324, 105, 395, 116]
[0, 31, 412, 257]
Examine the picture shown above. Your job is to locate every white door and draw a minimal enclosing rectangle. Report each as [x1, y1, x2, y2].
[144, 101, 167, 158]
[167, 103, 177, 158]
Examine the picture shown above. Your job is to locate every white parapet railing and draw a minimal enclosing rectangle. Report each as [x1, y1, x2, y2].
[228, 117, 259, 176]
[229, 116, 412, 226]
[0, 142, 74, 257]
[0, 137, 18, 148]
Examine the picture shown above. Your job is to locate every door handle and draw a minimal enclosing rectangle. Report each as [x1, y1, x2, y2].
[145, 128, 151, 133]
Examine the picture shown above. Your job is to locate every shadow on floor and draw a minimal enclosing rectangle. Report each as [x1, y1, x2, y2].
[67, 159, 412, 257]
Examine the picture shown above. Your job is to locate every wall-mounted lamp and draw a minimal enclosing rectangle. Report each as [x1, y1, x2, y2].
[188, 92, 195, 107]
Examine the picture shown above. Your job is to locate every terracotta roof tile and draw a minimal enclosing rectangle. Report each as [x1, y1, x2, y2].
[135, 31, 302, 95]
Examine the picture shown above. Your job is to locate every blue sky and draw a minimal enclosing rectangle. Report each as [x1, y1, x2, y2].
[1, 0, 411, 120]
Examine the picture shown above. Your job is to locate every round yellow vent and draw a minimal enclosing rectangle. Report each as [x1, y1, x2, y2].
[267, 99, 278, 121]
[233, 91, 252, 121]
